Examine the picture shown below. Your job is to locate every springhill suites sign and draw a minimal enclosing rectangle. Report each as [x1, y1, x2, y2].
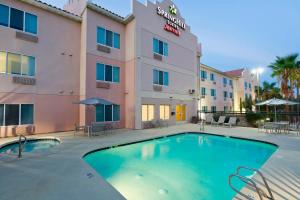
[157, 4, 186, 36]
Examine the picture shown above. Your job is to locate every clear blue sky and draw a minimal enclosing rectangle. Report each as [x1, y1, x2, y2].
[44, 0, 300, 83]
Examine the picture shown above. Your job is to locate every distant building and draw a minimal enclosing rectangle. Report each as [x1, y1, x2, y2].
[199, 64, 258, 113]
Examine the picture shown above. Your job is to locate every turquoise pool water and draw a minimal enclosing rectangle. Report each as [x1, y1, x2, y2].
[0, 139, 60, 154]
[84, 133, 277, 200]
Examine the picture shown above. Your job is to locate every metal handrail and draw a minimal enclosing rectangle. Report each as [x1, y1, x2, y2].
[229, 174, 263, 200]
[18, 135, 27, 158]
[237, 166, 274, 200]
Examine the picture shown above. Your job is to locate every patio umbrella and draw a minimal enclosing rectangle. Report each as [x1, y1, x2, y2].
[256, 98, 299, 121]
[75, 97, 114, 105]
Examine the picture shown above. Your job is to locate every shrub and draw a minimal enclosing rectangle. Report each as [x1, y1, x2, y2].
[245, 112, 265, 127]
[191, 116, 199, 124]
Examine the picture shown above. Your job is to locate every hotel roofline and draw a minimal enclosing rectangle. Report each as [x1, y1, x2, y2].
[200, 63, 238, 79]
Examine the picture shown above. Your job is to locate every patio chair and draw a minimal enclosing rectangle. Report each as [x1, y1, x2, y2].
[90, 122, 106, 136]
[224, 117, 237, 128]
[204, 114, 213, 124]
[211, 116, 226, 126]
[289, 122, 300, 136]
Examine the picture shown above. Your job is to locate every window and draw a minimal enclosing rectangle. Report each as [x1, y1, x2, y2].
[224, 91, 228, 98]
[201, 87, 206, 96]
[153, 69, 169, 86]
[230, 92, 233, 99]
[0, 104, 34, 126]
[10, 8, 24, 31]
[97, 27, 120, 49]
[211, 89, 216, 97]
[0, 4, 9, 27]
[21, 104, 34, 125]
[245, 93, 248, 99]
[223, 77, 227, 85]
[0, 4, 37, 34]
[0, 104, 4, 126]
[210, 73, 215, 81]
[3, 52, 35, 76]
[249, 83, 252, 90]
[96, 63, 120, 83]
[202, 106, 208, 112]
[211, 106, 217, 113]
[96, 104, 120, 122]
[0, 51, 6, 73]
[25, 13, 37, 34]
[200, 70, 207, 79]
[245, 82, 248, 90]
[142, 105, 154, 122]
[160, 105, 170, 120]
[224, 106, 228, 112]
[153, 38, 168, 56]
[229, 80, 233, 86]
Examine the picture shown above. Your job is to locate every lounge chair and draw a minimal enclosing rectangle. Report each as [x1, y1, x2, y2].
[211, 116, 226, 126]
[289, 122, 300, 136]
[205, 114, 213, 124]
[224, 117, 237, 128]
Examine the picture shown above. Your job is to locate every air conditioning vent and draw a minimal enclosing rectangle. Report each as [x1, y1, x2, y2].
[201, 95, 206, 99]
[201, 78, 205, 82]
[213, 81, 216, 85]
[189, 89, 195, 94]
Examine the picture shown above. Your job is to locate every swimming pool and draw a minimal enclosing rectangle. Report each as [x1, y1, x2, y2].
[0, 138, 60, 154]
[84, 133, 277, 200]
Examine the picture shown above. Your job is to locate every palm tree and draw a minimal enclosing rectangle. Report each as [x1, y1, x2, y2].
[256, 81, 281, 112]
[290, 61, 300, 99]
[269, 53, 299, 111]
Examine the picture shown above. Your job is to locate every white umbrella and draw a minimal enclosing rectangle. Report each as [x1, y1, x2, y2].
[256, 98, 298, 121]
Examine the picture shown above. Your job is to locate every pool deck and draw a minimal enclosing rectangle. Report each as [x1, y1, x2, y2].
[0, 124, 300, 200]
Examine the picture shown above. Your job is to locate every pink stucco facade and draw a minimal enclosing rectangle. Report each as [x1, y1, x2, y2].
[0, 0, 202, 137]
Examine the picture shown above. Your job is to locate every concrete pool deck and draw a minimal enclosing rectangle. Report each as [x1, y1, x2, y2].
[0, 124, 300, 200]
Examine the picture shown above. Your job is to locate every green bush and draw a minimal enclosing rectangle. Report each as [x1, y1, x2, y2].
[245, 112, 265, 127]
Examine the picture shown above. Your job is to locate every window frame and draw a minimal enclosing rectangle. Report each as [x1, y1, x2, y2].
[153, 69, 169, 86]
[142, 104, 155, 122]
[97, 26, 120, 49]
[200, 70, 207, 80]
[159, 104, 170, 121]
[201, 87, 206, 96]
[0, 50, 36, 77]
[211, 88, 216, 97]
[96, 62, 120, 84]
[153, 38, 168, 57]
[95, 104, 121, 123]
[210, 73, 215, 81]
[0, 4, 38, 35]
[0, 103, 34, 126]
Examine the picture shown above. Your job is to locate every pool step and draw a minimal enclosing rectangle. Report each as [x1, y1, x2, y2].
[229, 166, 274, 200]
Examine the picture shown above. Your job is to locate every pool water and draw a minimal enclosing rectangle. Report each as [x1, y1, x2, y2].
[84, 133, 277, 200]
[0, 139, 60, 154]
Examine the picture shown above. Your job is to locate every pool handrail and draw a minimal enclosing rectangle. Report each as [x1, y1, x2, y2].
[18, 135, 27, 158]
[228, 173, 263, 200]
[236, 166, 274, 200]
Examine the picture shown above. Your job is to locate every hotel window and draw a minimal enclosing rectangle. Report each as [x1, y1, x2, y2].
[201, 87, 206, 96]
[211, 106, 217, 113]
[230, 92, 233, 99]
[211, 89, 216, 97]
[0, 51, 35, 76]
[96, 104, 120, 122]
[142, 105, 154, 122]
[224, 91, 228, 99]
[223, 77, 227, 86]
[0, 4, 38, 34]
[245, 93, 248, 99]
[224, 106, 228, 112]
[229, 80, 233, 86]
[200, 70, 207, 80]
[202, 106, 208, 112]
[97, 27, 120, 49]
[0, 104, 34, 126]
[249, 83, 252, 90]
[245, 82, 248, 90]
[160, 105, 170, 120]
[153, 69, 169, 86]
[210, 73, 215, 81]
[96, 63, 120, 83]
[153, 38, 168, 56]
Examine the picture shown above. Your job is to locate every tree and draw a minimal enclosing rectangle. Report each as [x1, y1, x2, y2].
[242, 96, 253, 112]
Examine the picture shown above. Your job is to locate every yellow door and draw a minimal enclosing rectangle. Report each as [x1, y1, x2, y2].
[176, 105, 186, 121]
[176, 105, 181, 121]
[181, 105, 186, 121]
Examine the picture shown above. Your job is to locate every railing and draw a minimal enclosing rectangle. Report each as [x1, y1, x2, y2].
[18, 135, 27, 158]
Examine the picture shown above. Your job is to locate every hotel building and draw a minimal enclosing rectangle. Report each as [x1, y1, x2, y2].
[0, 0, 201, 137]
[199, 64, 257, 113]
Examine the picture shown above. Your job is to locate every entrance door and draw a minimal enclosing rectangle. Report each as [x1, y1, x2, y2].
[176, 104, 186, 121]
